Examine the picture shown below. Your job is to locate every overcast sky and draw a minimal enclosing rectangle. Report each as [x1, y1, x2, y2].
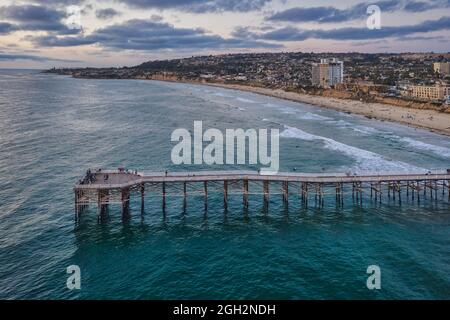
[0, 0, 449, 68]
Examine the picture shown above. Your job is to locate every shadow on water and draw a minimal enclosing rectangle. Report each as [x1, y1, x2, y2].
[73, 192, 450, 245]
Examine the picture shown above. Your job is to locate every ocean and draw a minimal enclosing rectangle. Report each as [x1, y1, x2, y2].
[0, 69, 449, 299]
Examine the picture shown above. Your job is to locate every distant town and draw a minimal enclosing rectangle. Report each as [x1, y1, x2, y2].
[46, 52, 450, 110]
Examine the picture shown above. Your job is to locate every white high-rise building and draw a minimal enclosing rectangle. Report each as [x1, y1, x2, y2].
[312, 58, 344, 88]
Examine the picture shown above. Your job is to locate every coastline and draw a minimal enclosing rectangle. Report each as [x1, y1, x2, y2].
[197, 82, 450, 137]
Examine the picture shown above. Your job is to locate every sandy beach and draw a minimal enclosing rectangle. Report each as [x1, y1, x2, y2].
[200, 82, 450, 137]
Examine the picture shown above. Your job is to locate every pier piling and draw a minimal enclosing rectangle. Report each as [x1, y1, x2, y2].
[263, 180, 269, 207]
[224, 180, 228, 208]
[74, 170, 450, 220]
[243, 179, 249, 208]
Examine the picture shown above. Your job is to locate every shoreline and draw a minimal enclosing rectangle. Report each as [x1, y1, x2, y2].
[195, 82, 450, 137]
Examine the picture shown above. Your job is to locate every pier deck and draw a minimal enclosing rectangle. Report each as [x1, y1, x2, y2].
[74, 170, 450, 219]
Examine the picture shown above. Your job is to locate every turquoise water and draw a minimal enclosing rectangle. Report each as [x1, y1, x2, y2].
[0, 69, 449, 299]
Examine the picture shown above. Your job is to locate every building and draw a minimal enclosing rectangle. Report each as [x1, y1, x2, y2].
[312, 58, 344, 88]
[433, 62, 450, 75]
[409, 83, 450, 101]
[311, 60, 329, 87]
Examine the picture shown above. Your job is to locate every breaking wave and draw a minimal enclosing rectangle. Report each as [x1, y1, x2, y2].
[329, 119, 384, 135]
[400, 137, 450, 158]
[280, 125, 424, 173]
[214, 92, 234, 98]
[298, 112, 333, 121]
[236, 97, 257, 103]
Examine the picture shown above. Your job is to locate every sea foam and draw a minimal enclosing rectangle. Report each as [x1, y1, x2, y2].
[236, 97, 257, 103]
[400, 137, 450, 158]
[280, 125, 423, 173]
[329, 119, 383, 135]
[298, 112, 333, 121]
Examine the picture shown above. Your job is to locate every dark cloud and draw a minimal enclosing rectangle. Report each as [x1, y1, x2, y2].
[26, 35, 96, 47]
[116, 0, 271, 13]
[150, 14, 164, 22]
[404, 0, 450, 12]
[267, 0, 447, 23]
[0, 5, 80, 34]
[404, 1, 434, 12]
[0, 52, 81, 62]
[351, 40, 387, 46]
[268, 6, 346, 23]
[230, 26, 257, 39]
[0, 22, 15, 34]
[96, 8, 121, 20]
[0, 5, 65, 23]
[29, 19, 282, 50]
[254, 16, 450, 41]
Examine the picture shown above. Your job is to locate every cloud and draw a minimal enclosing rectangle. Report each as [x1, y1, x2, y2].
[26, 35, 96, 47]
[267, 1, 395, 23]
[149, 14, 164, 22]
[116, 0, 271, 13]
[96, 8, 121, 20]
[267, 0, 448, 23]
[256, 16, 450, 41]
[404, 1, 434, 12]
[0, 5, 80, 34]
[351, 40, 387, 46]
[28, 19, 282, 51]
[404, 0, 450, 12]
[1, 5, 65, 23]
[0, 52, 81, 62]
[230, 26, 257, 39]
[396, 35, 449, 41]
[22, 0, 86, 6]
[270, 6, 346, 23]
[0, 22, 15, 34]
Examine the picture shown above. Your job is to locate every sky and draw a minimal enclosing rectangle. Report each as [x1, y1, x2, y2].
[0, 0, 449, 68]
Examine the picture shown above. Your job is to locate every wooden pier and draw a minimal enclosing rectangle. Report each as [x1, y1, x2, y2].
[74, 169, 450, 220]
